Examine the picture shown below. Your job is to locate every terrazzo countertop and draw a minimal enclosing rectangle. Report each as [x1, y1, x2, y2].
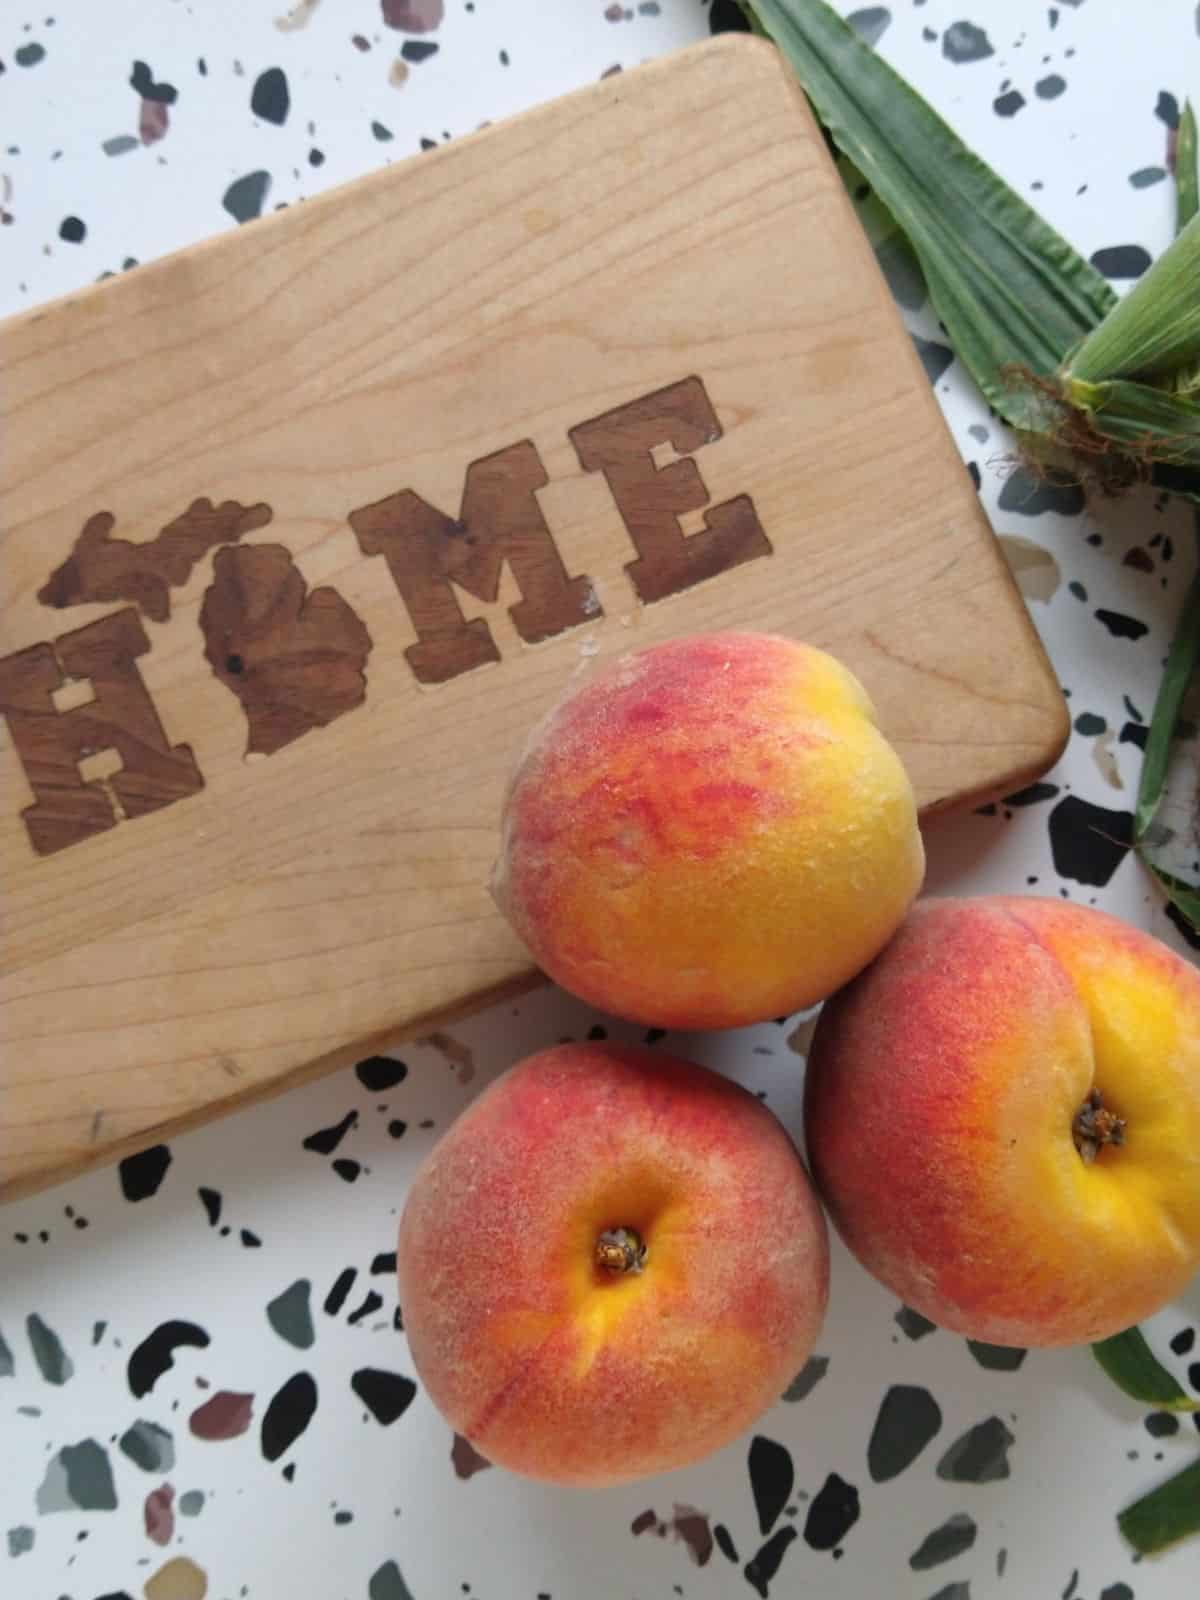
[3, 2, 1200, 1598]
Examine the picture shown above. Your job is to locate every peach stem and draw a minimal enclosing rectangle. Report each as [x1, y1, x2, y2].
[595, 1227, 646, 1275]
[1073, 1087, 1126, 1165]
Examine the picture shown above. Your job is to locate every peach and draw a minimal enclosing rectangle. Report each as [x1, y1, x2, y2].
[804, 896, 1200, 1346]
[491, 631, 924, 1029]
[396, 1042, 829, 1485]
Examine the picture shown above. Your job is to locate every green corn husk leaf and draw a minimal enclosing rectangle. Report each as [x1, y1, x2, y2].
[1064, 378, 1200, 470]
[1154, 82, 1200, 480]
[836, 150, 931, 309]
[1171, 104, 1200, 396]
[1133, 102, 1200, 938]
[1177, 101, 1198, 234]
[1066, 212, 1200, 387]
[743, 0, 1116, 432]
[1092, 1327, 1200, 1412]
[1136, 563, 1200, 840]
[1119, 1459, 1200, 1556]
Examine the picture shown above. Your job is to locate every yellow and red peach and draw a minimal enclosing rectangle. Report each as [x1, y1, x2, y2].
[396, 1042, 829, 1485]
[491, 631, 924, 1029]
[804, 896, 1200, 1347]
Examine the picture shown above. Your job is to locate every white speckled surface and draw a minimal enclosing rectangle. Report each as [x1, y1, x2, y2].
[2, 3, 1198, 1598]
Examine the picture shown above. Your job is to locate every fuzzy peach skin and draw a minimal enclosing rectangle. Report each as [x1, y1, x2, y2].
[396, 1042, 829, 1485]
[491, 631, 924, 1029]
[804, 896, 1200, 1347]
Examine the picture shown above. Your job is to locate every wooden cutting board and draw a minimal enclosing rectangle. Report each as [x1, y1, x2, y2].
[0, 35, 1067, 1202]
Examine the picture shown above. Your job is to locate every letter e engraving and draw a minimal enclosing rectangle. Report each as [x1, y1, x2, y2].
[0, 607, 203, 856]
[348, 442, 599, 685]
[569, 376, 772, 604]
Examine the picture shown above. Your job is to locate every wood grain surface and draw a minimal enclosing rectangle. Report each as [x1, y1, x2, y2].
[0, 35, 1067, 1201]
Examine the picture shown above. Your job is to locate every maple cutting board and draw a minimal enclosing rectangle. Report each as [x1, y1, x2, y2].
[0, 35, 1067, 1202]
